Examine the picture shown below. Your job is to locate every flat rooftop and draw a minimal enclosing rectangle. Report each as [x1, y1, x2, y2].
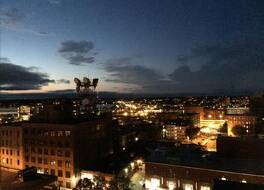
[145, 143, 264, 176]
[0, 169, 57, 190]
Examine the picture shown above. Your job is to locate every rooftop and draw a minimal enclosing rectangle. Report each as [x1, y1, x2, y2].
[145, 142, 264, 176]
[213, 180, 264, 190]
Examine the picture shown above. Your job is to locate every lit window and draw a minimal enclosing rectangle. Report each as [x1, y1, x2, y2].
[65, 131, 71, 136]
[167, 181, 176, 190]
[58, 131, 63, 136]
[201, 185, 210, 190]
[183, 183, 193, 190]
[65, 161, 71, 168]
[50, 160, 56, 165]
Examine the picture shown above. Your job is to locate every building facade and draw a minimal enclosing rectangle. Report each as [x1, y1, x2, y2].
[0, 113, 113, 190]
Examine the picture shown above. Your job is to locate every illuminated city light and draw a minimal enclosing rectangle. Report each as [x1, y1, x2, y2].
[241, 179, 247, 183]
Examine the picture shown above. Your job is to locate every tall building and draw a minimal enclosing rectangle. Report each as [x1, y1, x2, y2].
[0, 113, 112, 190]
[0, 126, 24, 171]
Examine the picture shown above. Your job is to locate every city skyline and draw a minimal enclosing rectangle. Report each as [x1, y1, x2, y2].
[0, 0, 264, 94]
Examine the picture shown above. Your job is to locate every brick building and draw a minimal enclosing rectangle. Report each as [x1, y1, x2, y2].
[0, 113, 113, 190]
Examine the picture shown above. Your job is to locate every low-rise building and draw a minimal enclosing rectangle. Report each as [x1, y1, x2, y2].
[145, 143, 264, 190]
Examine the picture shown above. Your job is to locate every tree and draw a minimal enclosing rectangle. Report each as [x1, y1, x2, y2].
[74, 176, 107, 190]
[219, 122, 228, 133]
[93, 176, 106, 190]
[108, 175, 134, 190]
[185, 127, 200, 139]
[232, 125, 247, 136]
[74, 178, 93, 190]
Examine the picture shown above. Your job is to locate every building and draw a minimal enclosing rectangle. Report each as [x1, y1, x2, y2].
[0, 107, 19, 124]
[213, 180, 264, 190]
[0, 126, 24, 171]
[144, 143, 264, 190]
[0, 113, 113, 190]
[159, 112, 200, 128]
[204, 108, 225, 120]
[225, 114, 256, 136]
[216, 135, 264, 160]
[184, 106, 205, 120]
[163, 119, 191, 142]
[225, 107, 249, 115]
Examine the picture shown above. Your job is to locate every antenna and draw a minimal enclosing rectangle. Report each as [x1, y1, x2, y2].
[74, 77, 99, 93]
[92, 78, 99, 89]
[74, 78, 81, 93]
[83, 77, 91, 88]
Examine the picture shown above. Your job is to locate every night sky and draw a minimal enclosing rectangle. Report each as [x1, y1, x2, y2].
[0, 0, 264, 94]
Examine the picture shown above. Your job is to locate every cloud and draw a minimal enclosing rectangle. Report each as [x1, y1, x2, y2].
[104, 38, 264, 94]
[47, 0, 61, 5]
[0, 58, 54, 90]
[58, 41, 96, 65]
[168, 38, 264, 93]
[103, 57, 170, 92]
[0, 8, 24, 27]
[56, 79, 70, 84]
[0, 7, 49, 36]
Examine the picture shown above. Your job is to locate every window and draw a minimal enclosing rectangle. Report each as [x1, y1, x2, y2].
[44, 148, 48, 155]
[38, 157, 42, 164]
[65, 131, 71, 136]
[31, 148, 36, 153]
[58, 160, 63, 167]
[183, 183, 194, 190]
[38, 148, 42, 154]
[200, 186, 210, 190]
[58, 131, 63, 136]
[44, 158, 48, 165]
[66, 182, 71, 189]
[65, 171, 71, 178]
[10, 150, 12, 155]
[25, 156, 29, 162]
[50, 149, 55, 156]
[44, 168, 49, 174]
[17, 150, 20, 156]
[50, 131, 55, 137]
[50, 160, 56, 166]
[65, 151, 70, 157]
[31, 157, 36, 163]
[17, 160, 20, 166]
[57, 150, 63, 157]
[6, 150, 8, 155]
[50, 169, 55, 175]
[58, 170, 63, 177]
[58, 181, 63, 187]
[2, 149, 4, 154]
[65, 161, 71, 168]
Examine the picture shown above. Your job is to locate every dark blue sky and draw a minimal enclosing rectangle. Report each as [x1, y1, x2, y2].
[0, 0, 264, 94]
